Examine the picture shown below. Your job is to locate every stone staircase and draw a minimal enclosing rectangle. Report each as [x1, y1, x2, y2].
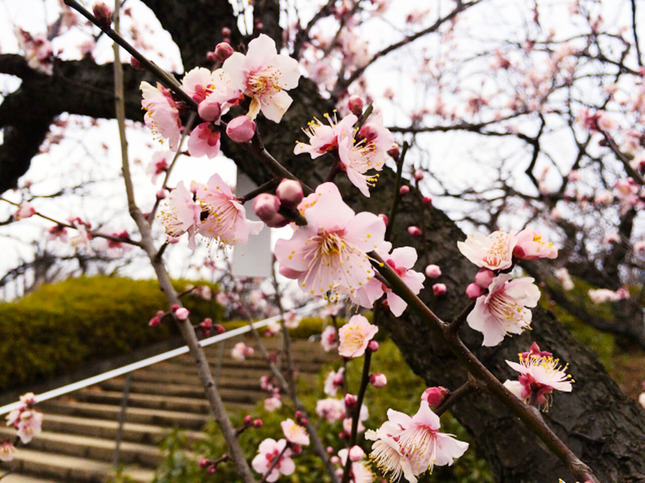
[1, 336, 331, 482]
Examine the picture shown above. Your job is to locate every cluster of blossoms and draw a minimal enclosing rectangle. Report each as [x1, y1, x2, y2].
[458, 228, 557, 346]
[251, 418, 310, 481]
[503, 343, 573, 410]
[141, 34, 300, 154]
[294, 106, 395, 197]
[2, 393, 43, 462]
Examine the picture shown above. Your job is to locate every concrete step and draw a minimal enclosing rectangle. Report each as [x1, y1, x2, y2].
[73, 388, 256, 412]
[99, 379, 266, 400]
[129, 368, 264, 387]
[6, 447, 154, 483]
[40, 413, 202, 446]
[170, 355, 325, 373]
[0, 475, 55, 483]
[0, 428, 162, 468]
[41, 400, 209, 431]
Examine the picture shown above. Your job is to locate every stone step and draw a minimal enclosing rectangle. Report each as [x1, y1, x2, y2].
[129, 368, 264, 386]
[5, 447, 154, 483]
[40, 413, 202, 446]
[99, 379, 266, 400]
[169, 355, 325, 373]
[0, 428, 162, 468]
[74, 388, 257, 411]
[0, 475, 55, 483]
[40, 400, 209, 431]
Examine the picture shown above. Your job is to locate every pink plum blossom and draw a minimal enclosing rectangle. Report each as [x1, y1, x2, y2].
[140, 81, 181, 150]
[338, 315, 378, 359]
[337, 447, 374, 482]
[16, 28, 53, 75]
[370, 373, 387, 388]
[503, 345, 573, 409]
[146, 151, 171, 183]
[467, 274, 540, 346]
[187, 123, 221, 158]
[554, 268, 574, 291]
[321, 325, 339, 352]
[324, 368, 345, 396]
[458, 230, 518, 271]
[281, 419, 310, 446]
[251, 438, 295, 481]
[14, 202, 36, 220]
[0, 441, 15, 462]
[588, 288, 630, 304]
[197, 174, 263, 246]
[159, 181, 202, 249]
[355, 246, 425, 316]
[367, 401, 468, 481]
[513, 229, 558, 260]
[294, 113, 357, 159]
[231, 342, 254, 360]
[316, 398, 345, 422]
[274, 182, 390, 304]
[264, 395, 282, 412]
[223, 34, 300, 122]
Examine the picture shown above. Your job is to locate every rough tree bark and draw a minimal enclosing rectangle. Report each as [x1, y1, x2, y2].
[1, 2, 644, 481]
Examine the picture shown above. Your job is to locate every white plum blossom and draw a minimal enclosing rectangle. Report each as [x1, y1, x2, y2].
[458, 230, 518, 271]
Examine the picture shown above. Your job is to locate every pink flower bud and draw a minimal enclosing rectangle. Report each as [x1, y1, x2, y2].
[244, 415, 252, 425]
[276, 179, 303, 209]
[474, 269, 495, 288]
[422, 386, 450, 407]
[326, 446, 334, 454]
[399, 185, 410, 195]
[432, 283, 447, 296]
[414, 169, 425, 181]
[387, 143, 400, 159]
[226, 115, 256, 143]
[156, 189, 166, 200]
[253, 419, 263, 427]
[368, 340, 379, 352]
[199, 458, 210, 469]
[214, 324, 225, 334]
[344, 394, 357, 408]
[171, 304, 179, 312]
[130, 57, 144, 71]
[330, 456, 341, 464]
[425, 264, 441, 278]
[213, 42, 235, 62]
[175, 307, 190, 320]
[92, 2, 112, 30]
[348, 445, 365, 462]
[408, 226, 422, 237]
[466, 283, 483, 299]
[148, 316, 161, 327]
[422, 195, 433, 205]
[378, 214, 388, 226]
[295, 410, 303, 419]
[207, 465, 216, 475]
[253, 193, 281, 221]
[370, 373, 387, 388]
[198, 98, 222, 122]
[156, 310, 165, 318]
[347, 95, 364, 116]
[221, 27, 231, 36]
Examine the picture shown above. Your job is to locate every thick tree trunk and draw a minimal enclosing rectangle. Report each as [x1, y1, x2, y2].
[1, 3, 643, 480]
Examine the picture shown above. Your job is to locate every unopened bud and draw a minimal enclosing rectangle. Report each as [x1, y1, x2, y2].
[199, 458, 210, 469]
[148, 316, 161, 327]
[253, 193, 281, 221]
[432, 283, 447, 296]
[156, 189, 166, 200]
[92, 2, 112, 30]
[276, 179, 303, 209]
[171, 304, 179, 312]
[408, 226, 422, 237]
[214, 42, 235, 62]
[253, 419, 263, 427]
[425, 264, 441, 278]
[243, 415, 252, 425]
[399, 185, 410, 196]
[422, 195, 433, 205]
[198, 98, 222, 122]
[466, 283, 483, 299]
[175, 307, 190, 320]
[370, 373, 387, 388]
[367, 340, 379, 352]
[226, 115, 256, 143]
[130, 57, 144, 71]
[221, 27, 231, 37]
[422, 386, 450, 407]
[387, 143, 400, 159]
[348, 445, 365, 462]
[414, 169, 424, 181]
[344, 394, 357, 408]
[347, 95, 364, 116]
[474, 269, 494, 288]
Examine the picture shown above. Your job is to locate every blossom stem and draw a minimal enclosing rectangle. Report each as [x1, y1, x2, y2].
[434, 380, 474, 416]
[384, 141, 410, 241]
[62, 0, 196, 109]
[448, 300, 476, 334]
[340, 347, 373, 483]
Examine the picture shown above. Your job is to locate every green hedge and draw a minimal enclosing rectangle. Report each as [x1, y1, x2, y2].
[0, 276, 221, 392]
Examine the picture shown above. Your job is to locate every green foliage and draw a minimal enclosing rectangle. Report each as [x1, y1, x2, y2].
[154, 339, 493, 482]
[0, 276, 221, 392]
